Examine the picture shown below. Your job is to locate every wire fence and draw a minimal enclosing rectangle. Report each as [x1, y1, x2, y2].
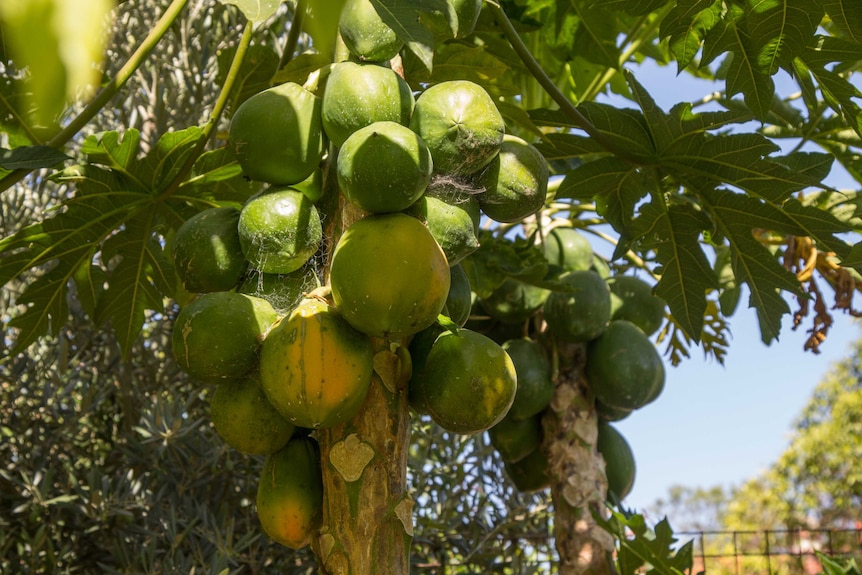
[411, 527, 862, 574]
[681, 528, 862, 575]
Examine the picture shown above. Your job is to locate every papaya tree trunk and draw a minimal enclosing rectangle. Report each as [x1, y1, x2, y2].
[311, 342, 412, 574]
[544, 342, 615, 575]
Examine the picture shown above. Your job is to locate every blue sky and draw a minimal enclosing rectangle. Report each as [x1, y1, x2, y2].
[594, 60, 862, 514]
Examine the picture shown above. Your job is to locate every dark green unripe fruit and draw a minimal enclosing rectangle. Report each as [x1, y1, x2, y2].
[210, 374, 294, 455]
[421, 0, 482, 39]
[172, 292, 277, 384]
[481, 278, 550, 325]
[172, 207, 248, 293]
[596, 400, 632, 422]
[406, 195, 479, 265]
[445, 263, 472, 327]
[502, 338, 553, 420]
[476, 135, 549, 223]
[410, 80, 505, 176]
[237, 265, 320, 314]
[407, 324, 445, 414]
[238, 188, 322, 274]
[339, 0, 403, 62]
[229, 82, 323, 185]
[337, 121, 433, 213]
[322, 61, 414, 147]
[426, 182, 482, 231]
[543, 270, 611, 343]
[413, 329, 517, 434]
[504, 446, 550, 492]
[543, 226, 593, 272]
[488, 413, 542, 463]
[608, 275, 666, 336]
[586, 320, 665, 411]
[597, 422, 636, 501]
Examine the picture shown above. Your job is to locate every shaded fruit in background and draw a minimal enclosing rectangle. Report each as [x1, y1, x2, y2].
[410, 80, 505, 176]
[444, 263, 472, 327]
[420, 0, 482, 39]
[596, 399, 632, 423]
[172, 292, 277, 384]
[337, 121, 432, 213]
[592, 253, 612, 280]
[504, 446, 550, 492]
[412, 329, 517, 434]
[322, 61, 414, 147]
[542, 226, 592, 272]
[476, 135, 549, 223]
[406, 195, 479, 266]
[256, 436, 323, 549]
[407, 323, 445, 414]
[488, 413, 542, 463]
[543, 270, 611, 343]
[237, 265, 321, 315]
[229, 82, 323, 185]
[210, 374, 294, 455]
[597, 422, 636, 501]
[480, 278, 549, 325]
[172, 207, 248, 293]
[502, 338, 553, 420]
[238, 188, 322, 274]
[586, 320, 665, 411]
[331, 213, 450, 338]
[260, 298, 373, 429]
[608, 275, 666, 336]
[339, 0, 403, 62]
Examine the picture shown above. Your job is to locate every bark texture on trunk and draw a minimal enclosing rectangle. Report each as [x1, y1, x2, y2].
[311, 344, 412, 575]
[544, 342, 615, 575]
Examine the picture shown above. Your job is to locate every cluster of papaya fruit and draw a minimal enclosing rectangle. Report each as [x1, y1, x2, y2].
[462, 225, 667, 501]
[167, 0, 666, 549]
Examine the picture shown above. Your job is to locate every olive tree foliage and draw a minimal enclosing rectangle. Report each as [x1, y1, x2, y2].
[2, 0, 862, 573]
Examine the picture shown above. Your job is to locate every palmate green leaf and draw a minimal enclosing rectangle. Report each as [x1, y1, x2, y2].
[744, 0, 820, 74]
[0, 74, 36, 150]
[96, 212, 174, 355]
[630, 200, 718, 341]
[217, 0, 281, 26]
[800, 35, 862, 68]
[597, 510, 692, 575]
[271, 52, 331, 86]
[664, 132, 816, 202]
[798, 57, 862, 136]
[556, 0, 621, 70]
[0, 166, 142, 352]
[177, 146, 259, 206]
[533, 132, 606, 159]
[773, 151, 835, 183]
[0, 146, 70, 170]
[81, 130, 144, 188]
[587, 0, 670, 16]
[699, 188, 803, 343]
[819, 0, 862, 43]
[371, 0, 438, 72]
[659, 0, 722, 71]
[701, 4, 775, 119]
[141, 126, 204, 191]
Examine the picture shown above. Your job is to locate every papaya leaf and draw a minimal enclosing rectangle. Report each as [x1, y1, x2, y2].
[402, 42, 518, 96]
[534, 132, 605, 159]
[587, 0, 669, 17]
[271, 52, 331, 86]
[96, 212, 171, 355]
[178, 147, 259, 206]
[0, 146, 70, 170]
[556, 0, 621, 69]
[81, 130, 145, 189]
[841, 240, 862, 271]
[72, 262, 106, 321]
[370, 0, 437, 72]
[630, 200, 718, 341]
[819, 0, 862, 43]
[596, 509, 692, 575]
[556, 157, 635, 200]
[0, 75, 36, 149]
[142, 126, 204, 191]
[800, 59, 862, 137]
[659, 0, 722, 71]
[744, 0, 820, 74]
[217, 0, 281, 27]
[701, 4, 775, 119]
[698, 188, 802, 343]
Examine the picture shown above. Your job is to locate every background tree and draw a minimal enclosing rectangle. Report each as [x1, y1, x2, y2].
[2, 0, 862, 574]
